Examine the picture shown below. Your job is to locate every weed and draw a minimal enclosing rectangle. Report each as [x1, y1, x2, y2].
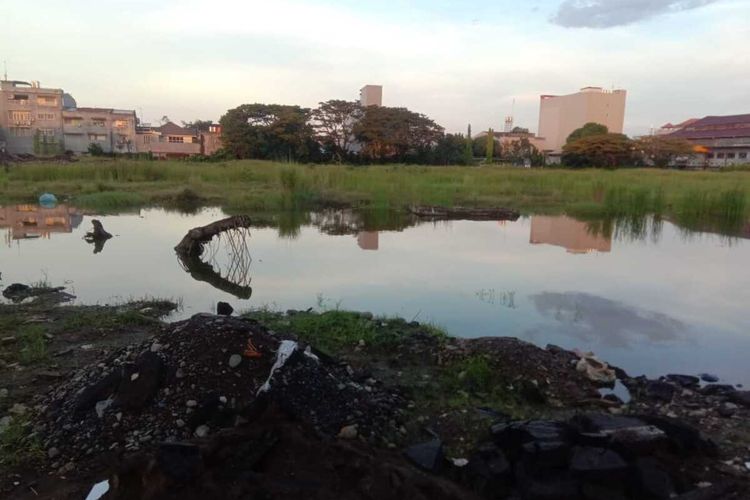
[0, 416, 44, 467]
[18, 325, 48, 365]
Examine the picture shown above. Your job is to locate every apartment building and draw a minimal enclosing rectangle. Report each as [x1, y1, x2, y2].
[537, 87, 627, 154]
[360, 85, 383, 107]
[0, 80, 64, 154]
[62, 107, 137, 154]
[667, 113, 750, 168]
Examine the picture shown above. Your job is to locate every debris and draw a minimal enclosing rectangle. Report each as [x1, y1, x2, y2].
[337, 424, 358, 439]
[575, 351, 616, 384]
[217, 302, 234, 316]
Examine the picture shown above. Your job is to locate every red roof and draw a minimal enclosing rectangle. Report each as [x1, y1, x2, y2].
[159, 121, 196, 136]
[670, 114, 750, 140]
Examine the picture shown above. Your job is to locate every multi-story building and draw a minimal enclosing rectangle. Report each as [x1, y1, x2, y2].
[667, 113, 750, 168]
[62, 107, 137, 154]
[537, 86, 627, 154]
[0, 80, 64, 154]
[135, 121, 223, 159]
[359, 85, 383, 107]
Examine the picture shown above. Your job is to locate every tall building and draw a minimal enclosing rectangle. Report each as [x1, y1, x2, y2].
[530, 215, 611, 254]
[0, 80, 64, 154]
[359, 85, 383, 107]
[537, 87, 627, 154]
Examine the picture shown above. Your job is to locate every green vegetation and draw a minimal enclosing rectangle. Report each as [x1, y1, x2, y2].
[0, 415, 44, 467]
[17, 325, 48, 365]
[0, 159, 748, 225]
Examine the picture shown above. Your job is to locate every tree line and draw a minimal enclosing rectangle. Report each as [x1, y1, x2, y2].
[218, 101, 544, 166]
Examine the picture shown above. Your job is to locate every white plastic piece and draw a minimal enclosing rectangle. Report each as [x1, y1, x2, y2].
[85, 480, 110, 500]
[257, 341, 298, 395]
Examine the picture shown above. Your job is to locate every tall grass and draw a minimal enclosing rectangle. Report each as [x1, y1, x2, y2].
[1, 159, 748, 225]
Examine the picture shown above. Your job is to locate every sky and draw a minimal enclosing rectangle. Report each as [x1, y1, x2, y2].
[1, 0, 748, 136]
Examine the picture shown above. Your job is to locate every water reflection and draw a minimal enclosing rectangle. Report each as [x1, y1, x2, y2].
[530, 292, 686, 348]
[530, 216, 612, 253]
[357, 231, 379, 251]
[0, 204, 82, 245]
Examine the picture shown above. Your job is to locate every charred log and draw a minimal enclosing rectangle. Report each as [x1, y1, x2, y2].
[175, 215, 252, 257]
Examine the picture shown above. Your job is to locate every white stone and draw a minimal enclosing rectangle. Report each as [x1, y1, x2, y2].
[338, 425, 358, 439]
[186, 400, 198, 408]
[130, 373, 140, 381]
[194, 425, 209, 438]
[228, 354, 242, 368]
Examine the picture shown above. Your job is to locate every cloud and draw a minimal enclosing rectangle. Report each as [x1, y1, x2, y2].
[551, 0, 719, 28]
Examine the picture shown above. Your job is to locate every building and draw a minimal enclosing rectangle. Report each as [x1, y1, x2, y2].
[360, 85, 383, 107]
[357, 231, 379, 250]
[667, 114, 750, 168]
[0, 204, 82, 244]
[530, 215, 612, 254]
[0, 80, 64, 154]
[537, 87, 627, 154]
[62, 107, 137, 154]
[474, 129, 547, 157]
[135, 121, 222, 158]
[656, 118, 698, 136]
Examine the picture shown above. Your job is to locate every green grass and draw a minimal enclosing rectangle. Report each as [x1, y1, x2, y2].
[1, 159, 748, 223]
[17, 325, 48, 365]
[0, 415, 44, 467]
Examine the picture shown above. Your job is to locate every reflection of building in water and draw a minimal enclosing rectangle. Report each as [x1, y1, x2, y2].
[0, 205, 82, 244]
[530, 216, 611, 254]
[357, 231, 379, 251]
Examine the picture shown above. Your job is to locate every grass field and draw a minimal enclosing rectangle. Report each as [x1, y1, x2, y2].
[1, 159, 748, 229]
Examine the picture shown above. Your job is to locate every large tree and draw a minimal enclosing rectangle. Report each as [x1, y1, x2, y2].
[310, 100, 363, 163]
[504, 138, 544, 166]
[566, 122, 609, 145]
[635, 135, 694, 168]
[353, 106, 443, 162]
[562, 133, 635, 168]
[219, 104, 316, 161]
[182, 120, 214, 132]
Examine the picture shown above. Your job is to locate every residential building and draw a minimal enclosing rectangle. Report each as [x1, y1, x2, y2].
[62, 107, 137, 154]
[0, 80, 64, 154]
[537, 86, 627, 154]
[135, 121, 201, 158]
[360, 85, 383, 107]
[667, 114, 750, 168]
[656, 118, 698, 136]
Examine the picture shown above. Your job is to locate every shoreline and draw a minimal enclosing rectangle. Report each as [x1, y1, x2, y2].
[1, 288, 749, 498]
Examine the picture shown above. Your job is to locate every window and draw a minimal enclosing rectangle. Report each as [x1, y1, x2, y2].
[168, 136, 184, 143]
[37, 95, 58, 106]
[717, 153, 725, 159]
[9, 94, 29, 102]
[707, 153, 714, 159]
[8, 111, 31, 124]
[38, 112, 55, 120]
[64, 117, 83, 126]
[726, 153, 736, 159]
[113, 119, 129, 128]
[9, 127, 32, 137]
[92, 119, 106, 127]
[88, 133, 107, 142]
[39, 128, 57, 137]
[739, 152, 748, 159]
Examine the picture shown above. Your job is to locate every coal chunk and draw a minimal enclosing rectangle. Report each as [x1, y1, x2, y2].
[665, 374, 700, 387]
[404, 439, 445, 473]
[115, 352, 165, 411]
[217, 302, 234, 316]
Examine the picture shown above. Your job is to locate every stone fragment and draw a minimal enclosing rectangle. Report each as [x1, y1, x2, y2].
[646, 381, 676, 402]
[699, 373, 719, 383]
[217, 302, 234, 316]
[404, 439, 445, 473]
[666, 374, 700, 387]
[728, 390, 750, 408]
[115, 352, 165, 411]
[337, 424, 358, 439]
[228, 354, 242, 369]
[194, 425, 209, 438]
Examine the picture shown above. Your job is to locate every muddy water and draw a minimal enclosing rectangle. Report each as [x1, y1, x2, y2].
[1, 205, 749, 385]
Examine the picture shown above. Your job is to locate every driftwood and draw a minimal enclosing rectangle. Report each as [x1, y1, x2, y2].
[177, 253, 253, 299]
[84, 219, 113, 254]
[409, 206, 520, 221]
[175, 215, 252, 257]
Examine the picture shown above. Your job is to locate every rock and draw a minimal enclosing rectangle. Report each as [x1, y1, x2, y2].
[186, 400, 198, 408]
[674, 481, 736, 499]
[217, 302, 234, 316]
[639, 415, 717, 456]
[47, 447, 61, 459]
[570, 446, 628, 482]
[57, 461, 76, 476]
[576, 353, 616, 384]
[728, 390, 750, 408]
[699, 384, 736, 396]
[9, 403, 27, 415]
[176, 419, 185, 428]
[646, 381, 676, 402]
[194, 425, 209, 438]
[114, 352, 165, 411]
[634, 457, 675, 499]
[95, 398, 114, 418]
[337, 424, 358, 439]
[717, 403, 737, 418]
[699, 373, 719, 383]
[666, 374, 700, 387]
[2, 283, 30, 300]
[150, 343, 163, 353]
[228, 354, 242, 369]
[1, 336, 16, 345]
[404, 439, 445, 473]
[466, 447, 511, 497]
[0, 388, 7, 399]
[157, 442, 204, 482]
[0, 416, 13, 433]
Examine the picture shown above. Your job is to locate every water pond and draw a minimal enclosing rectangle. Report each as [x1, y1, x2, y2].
[1, 204, 749, 385]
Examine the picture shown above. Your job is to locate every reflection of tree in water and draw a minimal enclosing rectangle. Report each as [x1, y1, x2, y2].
[177, 226, 253, 299]
[585, 215, 664, 245]
[475, 289, 517, 309]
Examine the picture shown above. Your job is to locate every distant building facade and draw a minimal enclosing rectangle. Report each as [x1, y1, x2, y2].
[62, 107, 137, 154]
[0, 80, 65, 154]
[656, 118, 698, 136]
[474, 129, 547, 157]
[667, 114, 750, 168]
[135, 121, 222, 158]
[537, 87, 627, 154]
[360, 85, 383, 107]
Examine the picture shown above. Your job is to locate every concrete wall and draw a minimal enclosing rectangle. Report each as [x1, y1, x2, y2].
[135, 134, 201, 158]
[538, 87, 627, 153]
[62, 109, 137, 154]
[360, 85, 383, 107]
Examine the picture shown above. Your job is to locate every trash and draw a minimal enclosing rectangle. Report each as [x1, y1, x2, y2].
[39, 193, 58, 207]
[575, 351, 616, 384]
[257, 341, 298, 394]
[243, 338, 262, 358]
[85, 480, 109, 500]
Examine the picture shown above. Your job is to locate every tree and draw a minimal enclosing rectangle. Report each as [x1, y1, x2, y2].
[353, 106, 443, 162]
[88, 142, 105, 156]
[219, 104, 317, 161]
[635, 135, 694, 168]
[160, 115, 171, 125]
[505, 138, 544, 167]
[182, 120, 214, 132]
[464, 124, 473, 165]
[432, 133, 470, 165]
[566, 122, 608, 145]
[511, 126, 529, 134]
[562, 133, 635, 168]
[310, 100, 363, 163]
[485, 129, 495, 164]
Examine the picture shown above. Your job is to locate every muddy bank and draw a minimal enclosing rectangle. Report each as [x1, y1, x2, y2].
[1, 297, 749, 499]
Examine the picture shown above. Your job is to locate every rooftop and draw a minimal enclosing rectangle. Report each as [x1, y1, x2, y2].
[669, 114, 750, 140]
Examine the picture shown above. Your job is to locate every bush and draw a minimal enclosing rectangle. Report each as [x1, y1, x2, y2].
[87, 142, 105, 156]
